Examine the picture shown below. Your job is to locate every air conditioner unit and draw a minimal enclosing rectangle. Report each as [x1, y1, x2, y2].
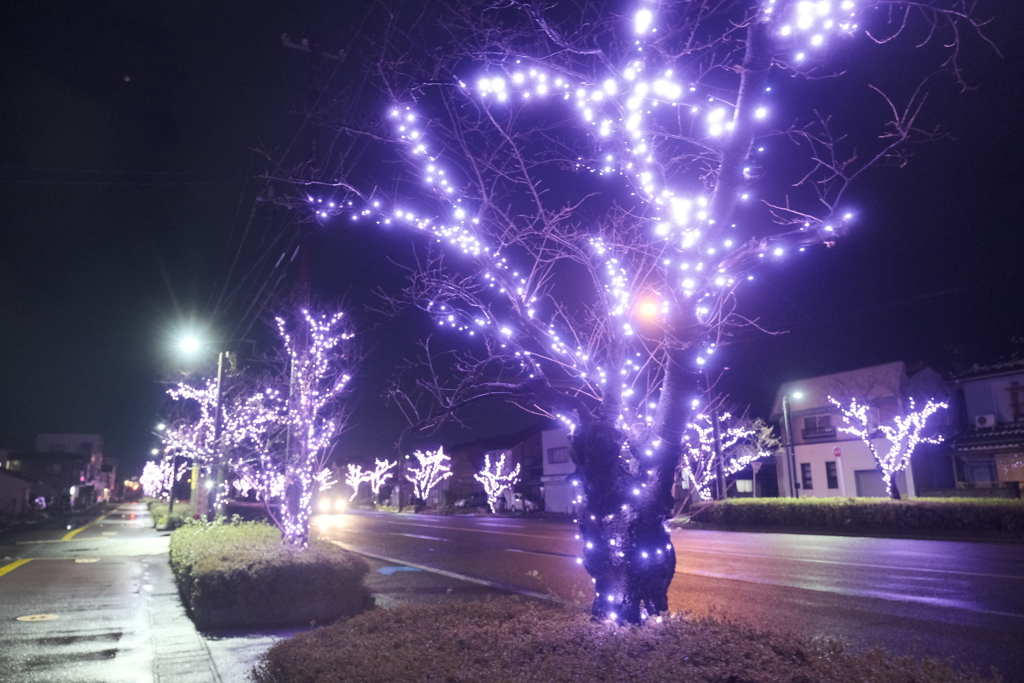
[974, 414, 997, 429]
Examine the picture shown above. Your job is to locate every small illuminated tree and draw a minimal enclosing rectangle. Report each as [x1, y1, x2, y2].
[367, 458, 397, 504]
[277, 0, 993, 622]
[345, 463, 373, 501]
[140, 460, 174, 499]
[163, 379, 219, 466]
[474, 453, 521, 513]
[408, 447, 453, 503]
[681, 414, 779, 502]
[829, 396, 946, 499]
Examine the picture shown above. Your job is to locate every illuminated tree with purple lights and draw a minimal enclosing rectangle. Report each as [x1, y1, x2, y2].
[140, 459, 177, 499]
[345, 463, 372, 501]
[681, 414, 780, 503]
[829, 396, 946, 499]
[408, 447, 453, 503]
[474, 453, 521, 513]
[293, 0, 992, 622]
[366, 458, 397, 504]
[163, 379, 219, 466]
[268, 309, 354, 547]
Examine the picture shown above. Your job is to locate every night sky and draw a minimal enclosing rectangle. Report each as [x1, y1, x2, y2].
[1, 1, 1021, 477]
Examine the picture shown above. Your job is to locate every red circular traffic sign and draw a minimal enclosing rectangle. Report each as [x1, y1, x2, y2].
[833, 447, 842, 458]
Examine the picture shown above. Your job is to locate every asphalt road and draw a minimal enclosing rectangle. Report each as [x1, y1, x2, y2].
[315, 510, 1024, 680]
[0, 505, 164, 682]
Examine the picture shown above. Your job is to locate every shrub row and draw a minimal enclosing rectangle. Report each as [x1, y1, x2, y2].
[688, 497, 1024, 536]
[169, 519, 373, 629]
[251, 598, 997, 683]
[145, 499, 195, 530]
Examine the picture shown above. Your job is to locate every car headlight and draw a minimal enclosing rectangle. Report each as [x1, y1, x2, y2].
[317, 499, 332, 513]
[334, 499, 347, 513]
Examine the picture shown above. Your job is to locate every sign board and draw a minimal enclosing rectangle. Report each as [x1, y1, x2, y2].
[833, 446, 842, 458]
[751, 461, 763, 473]
[193, 465, 208, 519]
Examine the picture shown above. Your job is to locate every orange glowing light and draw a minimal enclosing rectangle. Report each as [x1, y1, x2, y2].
[637, 299, 659, 319]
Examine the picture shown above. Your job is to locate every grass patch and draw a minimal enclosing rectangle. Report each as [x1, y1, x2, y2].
[170, 518, 372, 629]
[251, 598, 999, 683]
[145, 498, 195, 530]
[687, 497, 1024, 536]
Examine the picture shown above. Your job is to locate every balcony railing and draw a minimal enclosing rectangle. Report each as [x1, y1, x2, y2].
[801, 426, 836, 441]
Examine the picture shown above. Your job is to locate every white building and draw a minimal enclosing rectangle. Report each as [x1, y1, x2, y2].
[771, 361, 946, 499]
[540, 427, 580, 514]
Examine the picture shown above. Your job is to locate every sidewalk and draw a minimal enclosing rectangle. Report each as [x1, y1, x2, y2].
[1, 502, 514, 682]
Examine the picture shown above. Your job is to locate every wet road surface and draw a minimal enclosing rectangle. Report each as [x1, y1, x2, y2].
[316, 510, 1024, 679]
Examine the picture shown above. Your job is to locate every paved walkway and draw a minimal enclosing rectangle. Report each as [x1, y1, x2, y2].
[0, 502, 511, 683]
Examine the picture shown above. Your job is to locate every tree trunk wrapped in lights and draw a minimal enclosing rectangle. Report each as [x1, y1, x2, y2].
[272, 0, 992, 622]
[272, 309, 354, 546]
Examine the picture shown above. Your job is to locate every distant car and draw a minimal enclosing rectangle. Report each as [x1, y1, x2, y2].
[510, 493, 536, 512]
[316, 496, 348, 514]
[454, 491, 488, 508]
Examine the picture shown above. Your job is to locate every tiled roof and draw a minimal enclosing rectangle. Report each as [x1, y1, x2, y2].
[951, 422, 1024, 453]
[952, 353, 1024, 380]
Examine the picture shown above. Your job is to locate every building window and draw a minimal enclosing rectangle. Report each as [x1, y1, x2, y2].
[826, 462, 839, 489]
[547, 447, 569, 464]
[1009, 382, 1023, 422]
[800, 463, 813, 490]
[7, 459, 21, 471]
[966, 460, 997, 485]
[802, 415, 835, 440]
[734, 479, 753, 494]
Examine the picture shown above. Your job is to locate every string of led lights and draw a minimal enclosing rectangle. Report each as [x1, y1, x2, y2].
[285, 0, 988, 622]
[407, 447, 454, 502]
[830, 396, 947, 497]
[474, 453, 522, 513]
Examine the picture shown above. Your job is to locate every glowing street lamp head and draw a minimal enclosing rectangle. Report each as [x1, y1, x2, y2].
[179, 335, 201, 355]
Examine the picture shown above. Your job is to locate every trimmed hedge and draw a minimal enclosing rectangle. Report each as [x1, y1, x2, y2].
[688, 497, 1024, 536]
[146, 499, 196, 530]
[169, 519, 373, 629]
[251, 598, 998, 683]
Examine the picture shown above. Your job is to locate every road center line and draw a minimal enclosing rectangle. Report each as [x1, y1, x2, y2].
[394, 533, 450, 542]
[0, 558, 32, 578]
[505, 548, 577, 559]
[61, 512, 111, 541]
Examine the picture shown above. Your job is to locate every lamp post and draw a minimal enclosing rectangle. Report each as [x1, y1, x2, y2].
[781, 392, 802, 498]
[178, 334, 229, 521]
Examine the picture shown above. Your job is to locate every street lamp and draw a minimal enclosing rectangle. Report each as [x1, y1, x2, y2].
[781, 391, 803, 498]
